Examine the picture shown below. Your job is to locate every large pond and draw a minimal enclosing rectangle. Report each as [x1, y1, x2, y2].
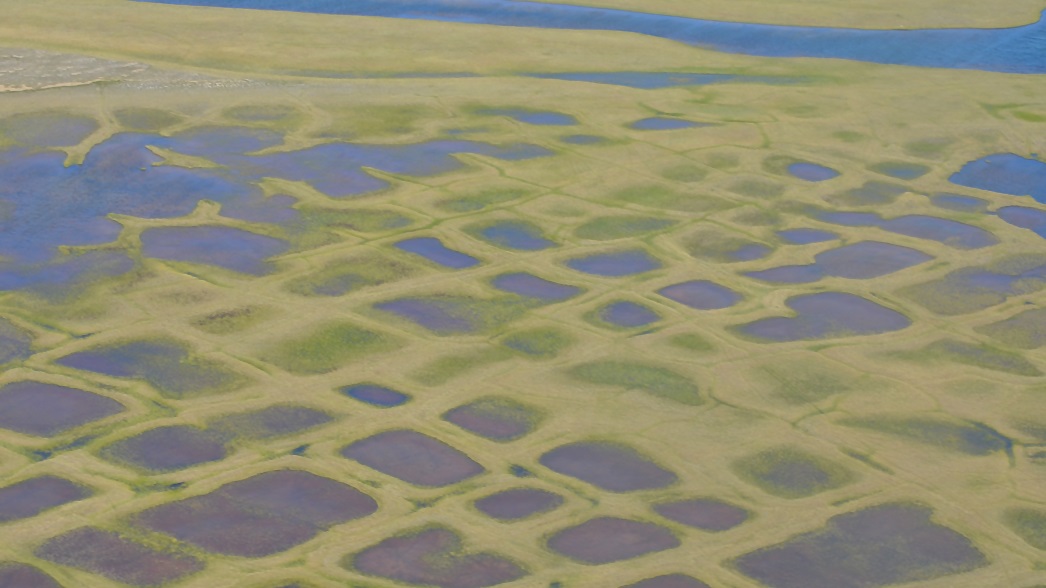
[137, 0, 1046, 73]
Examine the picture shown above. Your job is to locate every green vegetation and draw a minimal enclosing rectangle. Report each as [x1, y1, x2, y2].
[573, 215, 676, 241]
[567, 359, 701, 405]
[731, 446, 857, 499]
[259, 322, 400, 374]
[839, 415, 1012, 456]
[501, 327, 575, 359]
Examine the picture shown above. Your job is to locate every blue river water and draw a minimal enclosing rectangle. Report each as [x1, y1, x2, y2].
[135, 0, 1046, 73]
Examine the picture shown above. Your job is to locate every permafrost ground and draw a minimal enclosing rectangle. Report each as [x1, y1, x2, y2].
[1, 1, 1046, 587]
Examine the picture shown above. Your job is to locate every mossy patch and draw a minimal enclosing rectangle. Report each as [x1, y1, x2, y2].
[317, 104, 438, 139]
[896, 338, 1041, 376]
[436, 187, 532, 213]
[756, 359, 856, 404]
[301, 207, 414, 233]
[113, 107, 184, 131]
[610, 184, 733, 213]
[191, 306, 271, 334]
[501, 327, 574, 359]
[731, 446, 856, 499]
[286, 253, 417, 297]
[681, 227, 770, 262]
[375, 294, 533, 335]
[667, 333, 714, 352]
[1003, 507, 1046, 550]
[976, 308, 1046, 349]
[727, 178, 785, 199]
[567, 360, 701, 405]
[260, 322, 400, 375]
[839, 415, 1012, 456]
[223, 103, 303, 127]
[0, 317, 33, 365]
[56, 338, 245, 399]
[660, 164, 708, 183]
[411, 348, 513, 385]
[573, 215, 676, 241]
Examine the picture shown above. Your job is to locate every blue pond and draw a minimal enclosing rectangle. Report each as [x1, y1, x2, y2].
[477, 221, 555, 251]
[491, 272, 582, 301]
[136, 0, 1046, 74]
[0, 123, 550, 290]
[788, 162, 840, 182]
[165, 128, 552, 198]
[997, 206, 1046, 239]
[566, 249, 662, 276]
[950, 153, 1046, 203]
[747, 241, 932, 283]
[340, 383, 411, 407]
[394, 237, 480, 269]
[141, 226, 290, 275]
[777, 228, 838, 244]
[736, 292, 911, 341]
[730, 243, 773, 262]
[658, 280, 742, 310]
[931, 193, 988, 212]
[630, 117, 705, 131]
[374, 298, 478, 333]
[599, 301, 660, 327]
[528, 71, 737, 88]
[478, 108, 578, 126]
[816, 211, 997, 249]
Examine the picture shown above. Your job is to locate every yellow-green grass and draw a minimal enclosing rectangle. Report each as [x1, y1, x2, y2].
[1, 7, 1046, 587]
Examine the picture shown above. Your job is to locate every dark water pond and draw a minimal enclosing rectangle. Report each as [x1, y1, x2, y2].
[623, 574, 711, 588]
[529, 71, 736, 88]
[341, 429, 485, 487]
[658, 280, 742, 309]
[749, 241, 932, 283]
[137, 470, 377, 557]
[0, 126, 548, 289]
[817, 211, 996, 249]
[931, 193, 988, 212]
[478, 108, 577, 126]
[653, 497, 749, 532]
[476, 220, 555, 250]
[0, 476, 91, 524]
[0, 381, 123, 437]
[736, 291, 911, 341]
[340, 383, 411, 407]
[539, 440, 677, 492]
[474, 487, 563, 520]
[442, 397, 541, 441]
[394, 237, 480, 269]
[777, 228, 837, 244]
[141, 226, 289, 274]
[37, 527, 204, 586]
[352, 526, 526, 588]
[997, 205, 1046, 239]
[491, 272, 582, 300]
[0, 562, 62, 588]
[599, 300, 660, 327]
[566, 249, 662, 276]
[950, 153, 1046, 203]
[629, 117, 706, 131]
[734, 502, 986, 588]
[135, 0, 1046, 74]
[787, 162, 839, 182]
[547, 517, 679, 564]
